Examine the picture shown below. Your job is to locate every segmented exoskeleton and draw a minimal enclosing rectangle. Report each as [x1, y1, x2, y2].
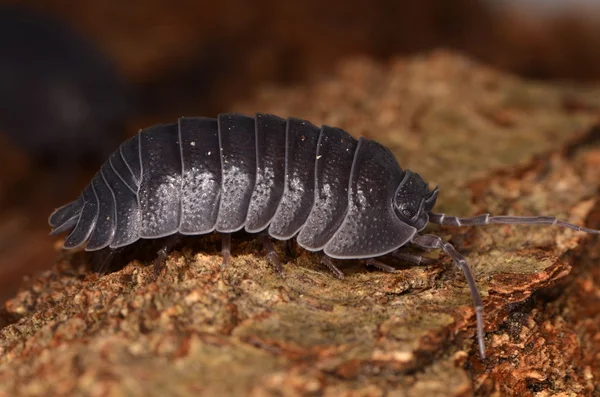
[49, 113, 600, 358]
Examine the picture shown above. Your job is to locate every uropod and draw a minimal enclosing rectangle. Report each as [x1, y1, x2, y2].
[49, 113, 600, 358]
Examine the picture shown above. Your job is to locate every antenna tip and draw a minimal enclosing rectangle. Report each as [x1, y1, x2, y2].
[476, 306, 486, 359]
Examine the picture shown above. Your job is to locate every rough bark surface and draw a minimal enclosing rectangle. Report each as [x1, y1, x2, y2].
[1, 51, 599, 396]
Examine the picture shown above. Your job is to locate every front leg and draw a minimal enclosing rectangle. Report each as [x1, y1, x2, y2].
[320, 255, 345, 279]
[412, 234, 486, 359]
[364, 258, 397, 273]
[391, 251, 436, 266]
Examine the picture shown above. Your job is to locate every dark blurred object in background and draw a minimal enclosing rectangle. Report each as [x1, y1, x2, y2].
[0, 5, 133, 170]
[0, 4, 135, 305]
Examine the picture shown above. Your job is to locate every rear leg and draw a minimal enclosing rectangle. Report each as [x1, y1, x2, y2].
[153, 235, 181, 276]
[320, 255, 345, 279]
[93, 248, 122, 274]
[219, 233, 285, 276]
[285, 239, 298, 258]
[220, 233, 231, 269]
[261, 234, 285, 277]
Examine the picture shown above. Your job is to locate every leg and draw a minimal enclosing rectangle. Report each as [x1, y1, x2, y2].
[392, 251, 436, 266]
[429, 212, 599, 234]
[364, 258, 396, 273]
[412, 234, 486, 359]
[94, 248, 120, 274]
[220, 233, 231, 269]
[261, 234, 285, 276]
[153, 235, 180, 276]
[321, 256, 345, 279]
[364, 251, 436, 274]
[285, 239, 297, 258]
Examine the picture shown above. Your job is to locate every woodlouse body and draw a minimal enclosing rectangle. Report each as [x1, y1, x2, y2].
[48, 113, 435, 257]
[49, 113, 600, 359]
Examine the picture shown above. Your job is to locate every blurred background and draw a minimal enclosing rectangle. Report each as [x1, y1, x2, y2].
[1, 0, 600, 304]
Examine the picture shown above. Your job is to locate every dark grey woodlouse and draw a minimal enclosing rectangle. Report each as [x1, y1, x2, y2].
[49, 113, 600, 358]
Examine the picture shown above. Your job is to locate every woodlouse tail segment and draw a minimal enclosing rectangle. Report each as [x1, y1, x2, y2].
[221, 234, 231, 269]
[412, 234, 486, 359]
[429, 212, 600, 234]
[260, 234, 285, 277]
[48, 197, 84, 235]
[320, 256, 345, 279]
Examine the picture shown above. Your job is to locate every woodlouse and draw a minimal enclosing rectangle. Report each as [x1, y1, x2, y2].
[49, 113, 600, 358]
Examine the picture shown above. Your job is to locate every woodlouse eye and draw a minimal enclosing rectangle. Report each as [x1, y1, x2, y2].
[401, 208, 413, 218]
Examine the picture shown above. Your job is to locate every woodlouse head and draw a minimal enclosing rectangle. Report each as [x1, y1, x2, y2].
[393, 170, 439, 231]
